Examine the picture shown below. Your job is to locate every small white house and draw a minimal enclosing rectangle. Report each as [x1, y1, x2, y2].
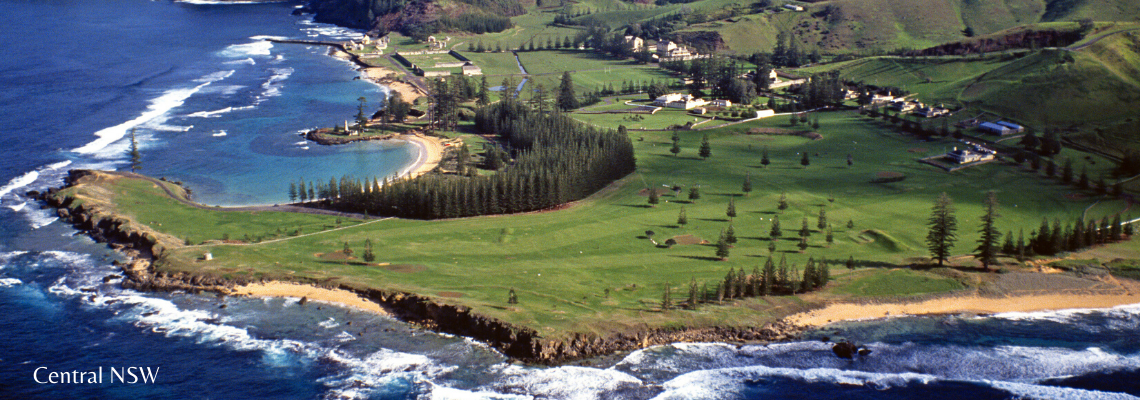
[656, 41, 677, 55]
[783, 4, 804, 11]
[710, 99, 732, 107]
[624, 36, 645, 52]
[461, 63, 483, 76]
[654, 93, 708, 109]
[947, 145, 995, 164]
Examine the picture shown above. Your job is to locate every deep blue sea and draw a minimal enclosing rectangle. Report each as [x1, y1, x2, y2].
[1, 1, 1139, 399]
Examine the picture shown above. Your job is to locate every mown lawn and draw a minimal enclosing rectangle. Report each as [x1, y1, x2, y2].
[81, 110, 1132, 339]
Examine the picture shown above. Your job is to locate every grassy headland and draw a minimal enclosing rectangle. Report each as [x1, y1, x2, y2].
[49, 109, 1139, 360]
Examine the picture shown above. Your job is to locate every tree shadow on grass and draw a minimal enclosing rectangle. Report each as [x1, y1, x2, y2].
[671, 255, 725, 262]
[696, 217, 729, 222]
[653, 154, 705, 161]
[618, 204, 654, 209]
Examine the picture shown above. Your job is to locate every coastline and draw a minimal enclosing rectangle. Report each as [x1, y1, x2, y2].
[38, 172, 1140, 364]
[362, 66, 425, 103]
[326, 46, 426, 102]
[787, 289, 1140, 328]
[396, 133, 443, 178]
[234, 282, 392, 316]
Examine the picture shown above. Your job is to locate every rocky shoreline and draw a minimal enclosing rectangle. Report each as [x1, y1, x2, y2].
[303, 128, 398, 146]
[36, 170, 803, 365]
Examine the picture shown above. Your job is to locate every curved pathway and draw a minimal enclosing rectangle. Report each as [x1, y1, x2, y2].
[1066, 27, 1140, 51]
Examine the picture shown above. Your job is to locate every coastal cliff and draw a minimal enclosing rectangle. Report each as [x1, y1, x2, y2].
[38, 170, 802, 364]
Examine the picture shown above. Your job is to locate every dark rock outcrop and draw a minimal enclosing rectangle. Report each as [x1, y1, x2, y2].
[832, 340, 872, 360]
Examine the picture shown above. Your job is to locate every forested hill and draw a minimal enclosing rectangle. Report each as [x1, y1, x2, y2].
[306, 0, 524, 37]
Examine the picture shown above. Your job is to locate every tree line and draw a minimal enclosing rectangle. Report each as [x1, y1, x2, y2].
[927, 191, 1135, 268]
[661, 255, 831, 311]
[292, 100, 635, 219]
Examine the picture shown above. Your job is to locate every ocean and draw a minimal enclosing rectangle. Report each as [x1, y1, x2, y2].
[1, 1, 1138, 399]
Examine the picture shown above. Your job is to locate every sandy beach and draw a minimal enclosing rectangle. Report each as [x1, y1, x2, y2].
[787, 292, 1140, 327]
[396, 133, 444, 178]
[234, 282, 392, 316]
[363, 67, 425, 102]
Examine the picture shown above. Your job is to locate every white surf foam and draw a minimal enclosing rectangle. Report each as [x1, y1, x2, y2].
[258, 67, 293, 99]
[495, 365, 643, 400]
[224, 57, 256, 66]
[301, 25, 363, 40]
[322, 347, 460, 399]
[987, 380, 1140, 400]
[0, 170, 39, 200]
[24, 207, 58, 229]
[7, 202, 26, 212]
[146, 123, 193, 133]
[218, 41, 273, 58]
[196, 70, 235, 83]
[653, 365, 939, 400]
[0, 251, 28, 265]
[992, 303, 1140, 324]
[0, 278, 22, 287]
[47, 160, 72, 170]
[186, 105, 255, 118]
[212, 131, 228, 137]
[318, 317, 340, 329]
[249, 35, 289, 42]
[72, 71, 231, 156]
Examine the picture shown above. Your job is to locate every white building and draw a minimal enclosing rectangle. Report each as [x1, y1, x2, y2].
[654, 93, 708, 109]
[656, 40, 677, 55]
[624, 36, 645, 52]
[915, 105, 949, 118]
[783, 4, 804, 11]
[461, 63, 483, 76]
[947, 144, 995, 164]
[710, 99, 732, 107]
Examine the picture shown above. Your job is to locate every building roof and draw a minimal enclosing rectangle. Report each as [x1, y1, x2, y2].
[978, 122, 1010, 131]
[994, 121, 1023, 130]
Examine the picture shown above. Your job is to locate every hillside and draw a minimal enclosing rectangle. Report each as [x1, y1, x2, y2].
[797, 28, 1140, 154]
[304, 0, 1140, 54]
[681, 0, 1140, 54]
[306, 0, 525, 36]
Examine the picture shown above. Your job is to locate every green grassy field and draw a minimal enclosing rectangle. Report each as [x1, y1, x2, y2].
[458, 51, 523, 76]
[835, 269, 964, 297]
[65, 108, 1138, 339]
[571, 107, 706, 130]
[797, 32, 1140, 148]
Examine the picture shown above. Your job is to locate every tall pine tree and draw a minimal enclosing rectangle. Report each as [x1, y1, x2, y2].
[926, 192, 958, 266]
[975, 191, 1002, 270]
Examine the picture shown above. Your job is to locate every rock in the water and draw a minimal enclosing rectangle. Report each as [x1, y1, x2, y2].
[858, 348, 872, 356]
[298, 296, 308, 305]
[832, 341, 859, 359]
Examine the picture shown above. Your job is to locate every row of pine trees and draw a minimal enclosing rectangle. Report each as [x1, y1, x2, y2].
[1016, 214, 1135, 259]
[291, 100, 635, 219]
[663, 255, 832, 310]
